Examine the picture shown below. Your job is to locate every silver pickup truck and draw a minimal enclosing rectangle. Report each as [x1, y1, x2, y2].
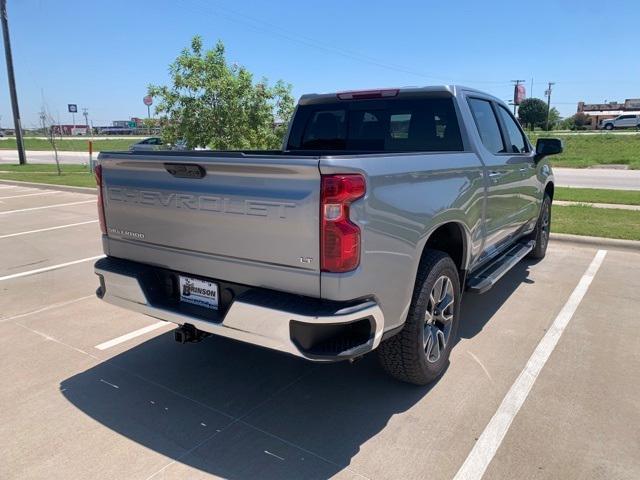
[94, 85, 562, 385]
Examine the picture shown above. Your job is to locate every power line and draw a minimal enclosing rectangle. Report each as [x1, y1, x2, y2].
[179, 0, 512, 86]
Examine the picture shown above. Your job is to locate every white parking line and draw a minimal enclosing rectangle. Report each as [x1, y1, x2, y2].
[0, 188, 39, 194]
[0, 191, 62, 200]
[1, 295, 95, 323]
[0, 220, 98, 239]
[453, 249, 607, 480]
[0, 255, 105, 282]
[0, 200, 94, 215]
[94, 321, 171, 350]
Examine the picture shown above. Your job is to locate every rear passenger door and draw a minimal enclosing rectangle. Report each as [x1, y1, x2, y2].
[467, 97, 536, 256]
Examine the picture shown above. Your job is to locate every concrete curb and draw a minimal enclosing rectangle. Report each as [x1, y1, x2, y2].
[0, 179, 97, 195]
[550, 233, 640, 251]
[555, 200, 640, 211]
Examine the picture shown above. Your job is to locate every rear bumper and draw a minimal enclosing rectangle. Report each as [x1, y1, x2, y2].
[94, 257, 384, 361]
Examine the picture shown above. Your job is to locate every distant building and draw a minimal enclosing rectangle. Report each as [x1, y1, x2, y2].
[51, 125, 90, 136]
[577, 98, 640, 129]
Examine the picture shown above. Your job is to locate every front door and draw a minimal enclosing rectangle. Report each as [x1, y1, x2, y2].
[466, 97, 536, 259]
[494, 104, 539, 232]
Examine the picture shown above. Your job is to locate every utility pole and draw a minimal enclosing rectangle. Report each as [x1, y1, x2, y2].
[82, 107, 89, 132]
[1, 0, 26, 164]
[511, 79, 526, 115]
[39, 109, 46, 136]
[545, 82, 555, 131]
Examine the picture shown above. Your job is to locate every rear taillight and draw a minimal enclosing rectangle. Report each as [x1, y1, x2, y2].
[320, 174, 366, 272]
[94, 164, 107, 235]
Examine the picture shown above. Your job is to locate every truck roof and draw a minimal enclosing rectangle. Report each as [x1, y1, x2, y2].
[298, 85, 498, 105]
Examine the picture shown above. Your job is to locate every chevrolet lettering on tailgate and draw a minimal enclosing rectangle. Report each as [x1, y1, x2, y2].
[107, 187, 296, 218]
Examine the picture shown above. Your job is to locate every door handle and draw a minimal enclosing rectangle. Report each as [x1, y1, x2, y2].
[519, 167, 527, 172]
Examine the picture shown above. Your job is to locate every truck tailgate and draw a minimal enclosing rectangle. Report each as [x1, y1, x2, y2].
[99, 152, 321, 295]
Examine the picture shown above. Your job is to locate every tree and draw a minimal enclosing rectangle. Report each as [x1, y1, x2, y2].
[542, 107, 561, 131]
[560, 112, 590, 131]
[518, 98, 548, 130]
[148, 36, 295, 150]
[572, 112, 590, 129]
[39, 107, 61, 175]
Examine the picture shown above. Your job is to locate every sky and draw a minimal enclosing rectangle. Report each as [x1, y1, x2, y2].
[1, 0, 638, 128]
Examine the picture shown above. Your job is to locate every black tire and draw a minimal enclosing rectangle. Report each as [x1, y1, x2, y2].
[528, 194, 552, 259]
[377, 250, 461, 385]
[604, 124, 614, 130]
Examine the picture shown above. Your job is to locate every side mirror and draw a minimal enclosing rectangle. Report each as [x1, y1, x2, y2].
[535, 138, 563, 162]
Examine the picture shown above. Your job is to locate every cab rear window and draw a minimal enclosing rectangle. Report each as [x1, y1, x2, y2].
[287, 97, 463, 152]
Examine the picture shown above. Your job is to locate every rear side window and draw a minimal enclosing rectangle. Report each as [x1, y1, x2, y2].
[288, 97, 463, 152]
[496, 106, 528, 153]
[468, 98, 505, 154]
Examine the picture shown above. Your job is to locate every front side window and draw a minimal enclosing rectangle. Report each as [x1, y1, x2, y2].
[497, 105, 528, 153]
[468, 98, 505, 154]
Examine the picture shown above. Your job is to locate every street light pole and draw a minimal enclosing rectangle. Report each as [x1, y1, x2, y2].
[1, 0, 26, 164]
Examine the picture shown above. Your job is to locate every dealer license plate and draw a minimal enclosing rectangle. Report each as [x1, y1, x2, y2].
[179, 275, 218, 310]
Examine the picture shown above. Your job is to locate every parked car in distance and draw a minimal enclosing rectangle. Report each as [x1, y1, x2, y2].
[95, 85, 562, 385]
[130, 137, 165, 151]
[600, 114, 640, 130]
[98, 126, 135, 135]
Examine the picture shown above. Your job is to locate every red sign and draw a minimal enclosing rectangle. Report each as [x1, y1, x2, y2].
[143, 95, 153, 106]
[514, 84, 526, 105]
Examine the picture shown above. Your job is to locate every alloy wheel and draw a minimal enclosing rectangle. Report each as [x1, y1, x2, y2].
[540, 200, 550, 250]
[423, 275, 455, 363]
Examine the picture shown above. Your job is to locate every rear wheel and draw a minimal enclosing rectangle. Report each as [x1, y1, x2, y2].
[377, 250, 460, 385]
[528, 194, 551, 259]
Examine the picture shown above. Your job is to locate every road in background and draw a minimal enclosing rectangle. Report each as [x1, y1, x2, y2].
[554, 168, 640, 191]
[0, 150, 92, 164]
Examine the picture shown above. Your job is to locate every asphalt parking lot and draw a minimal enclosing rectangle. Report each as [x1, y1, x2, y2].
[1, 182, 639, 480]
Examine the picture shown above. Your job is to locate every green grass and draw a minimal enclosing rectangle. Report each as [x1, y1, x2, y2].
[552, 205, 640, 240]
[0, 163, 89, 173]
[527, 133, 640, 169]
[555, 187, 640, 206]
[0, 137, 136, 152]
[0, 164, 96, 188]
